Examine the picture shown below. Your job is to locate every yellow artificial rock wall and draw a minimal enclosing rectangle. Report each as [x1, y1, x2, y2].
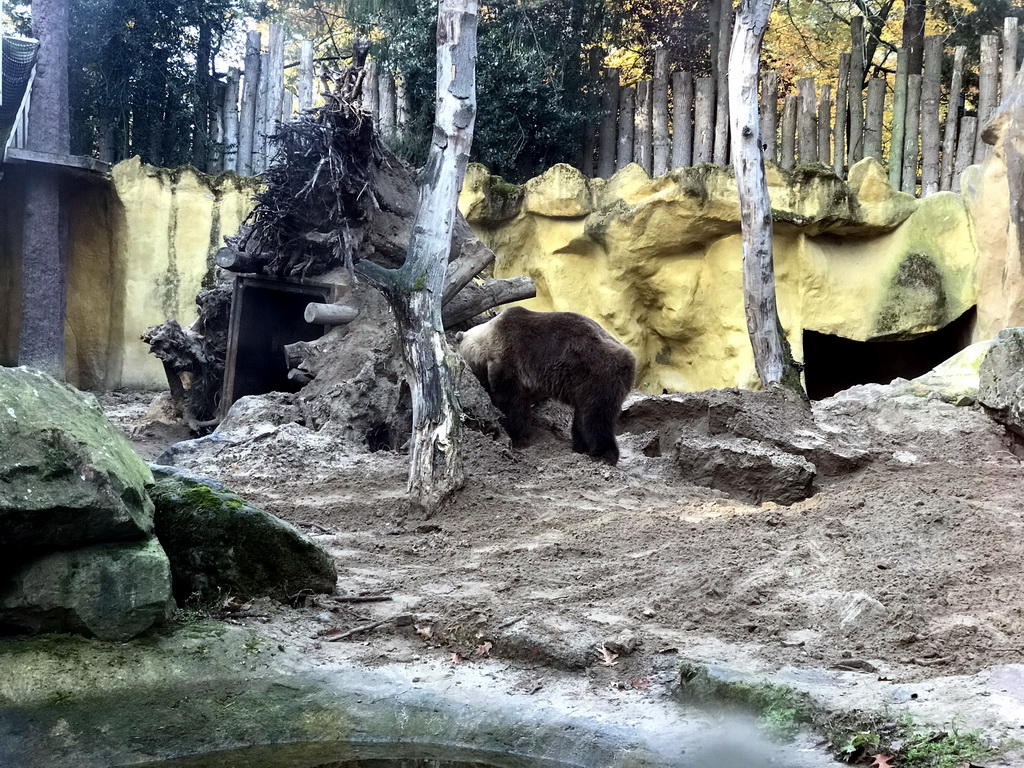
[0, 158, 257, 390]
[460, 159, 979, 393]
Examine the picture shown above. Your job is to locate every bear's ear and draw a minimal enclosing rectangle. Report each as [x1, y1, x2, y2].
[454, 331, 465, 343]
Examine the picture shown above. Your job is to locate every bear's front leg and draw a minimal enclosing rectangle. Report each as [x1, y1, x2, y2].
[489, 373, 532, 447]
[571, 411, 588, 454]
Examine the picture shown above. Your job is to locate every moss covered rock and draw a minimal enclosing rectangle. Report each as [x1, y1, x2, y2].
[0, 367, 155, 558]
[0, 536, 172, 640]
[149, 466, 337, 604]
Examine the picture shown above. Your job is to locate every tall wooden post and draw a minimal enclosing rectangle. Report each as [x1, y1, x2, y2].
[237, 30, 261, 175]
[760, 71, 778, 163]
[920, 36, 943, 196]
[730, 0, 800, 393]
[616, 85, 635, 170]
[672, 71, 694, 168]
[713, 0, 733, 165]
[817, 83, 832, 166]
[849, 16, 865, 163]
[634, 79, 653, 174]
[780, 93, 797, 170]
[901, 74, 922, 194]
[1002, 17, 1018, 103]
[222, 67, 241, 172]
[834, 53, 850, 177]
[597, 67, 619, 178]
[941, 46, 965, 192]
[299, 40, 315, 112]
[19, 0, 70, 377]
[864, 78, 886, 161]
[652, 51, 670, 176]
[694, 77, 715, 163]
[888, 49, 909, 188]
[976, 34, 999, 161]
[797, 77, 817, 163]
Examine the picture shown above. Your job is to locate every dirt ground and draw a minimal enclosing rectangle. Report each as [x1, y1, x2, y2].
[97, 364, 1024, 707]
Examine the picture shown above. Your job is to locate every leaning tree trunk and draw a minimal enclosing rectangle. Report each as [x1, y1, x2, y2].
[357, 0, 478, 514]
[729, 0, 803, 395]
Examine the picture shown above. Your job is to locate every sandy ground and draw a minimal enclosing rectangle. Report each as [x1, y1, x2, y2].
[98, 373, 1024, 761]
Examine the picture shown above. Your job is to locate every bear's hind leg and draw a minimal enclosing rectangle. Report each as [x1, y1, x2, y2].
[578, 402, 620, 465]
[490, 373, 532, 447]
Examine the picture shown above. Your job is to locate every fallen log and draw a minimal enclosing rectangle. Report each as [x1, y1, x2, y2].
[441, 276, 537, 329]
[304, 302, 359, 325]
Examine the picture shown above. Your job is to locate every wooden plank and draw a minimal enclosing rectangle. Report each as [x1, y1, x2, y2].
[634, 79, 653, 174]
[849, 15, 865, 163]
[760, 71, 778, 163]
[920, 36, 943, 195]
[888, 48, 908, 188]
[940, 46, 965, 192]
[616, 85, 635, 170]
[671, 71, 693, 168]
[834, 53, 850, 177]
[597, 67, 620, 178]
[797, 78, 817, 164]
[780, 93, 797, 171]
[817, 83, 832, 167]
[901, 73, 922, 194]
[1002, 17, 1018, 104]
[237, 30, 261, 175]
[864, 78, 886, 161]
[953, 115, 977, 193]
[975, 34, 999, 161]
[652, 50, 670, 176]
[694, 76, 715, 163]
[5, 146, 111, 176]
[299, 40, 315, 112]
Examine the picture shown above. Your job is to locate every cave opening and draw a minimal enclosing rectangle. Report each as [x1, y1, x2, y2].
[802, 308, 976, 400]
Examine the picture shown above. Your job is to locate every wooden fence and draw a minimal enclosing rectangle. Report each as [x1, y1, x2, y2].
[584, 16, 1023, 196]
[216, 26, 405, 175]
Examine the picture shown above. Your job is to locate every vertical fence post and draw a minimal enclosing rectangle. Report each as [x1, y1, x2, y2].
[864, 78, 886, 161]
[635, 79, 653, 174]
[379, 68, 397, 141]
[694, 77, 715, 163]
[616, 85, 635, 170]
[797, 78, 818, 163]
[1002, 17, 1018, 103]
[222, 67, 240, 172]
[760, 71, 778, 163]
[975, 34, 999, 161]
[597, 67, 619, 178]
[652, 51, 670, 176]
[953, 115, 977, 193]
[817, 83, 832, 166]
[672, 71, 694, 169]
[849, 16, 865, 163]
[713, 0, 732, 165]
[834, 53, 850, 178]
[901, 74, 922, 194]
[363, 59, 379, 126]
[298, 40, 315, 112]
[888, 49, 908, 188]
[254, 51, 271, 172]
[263, 23, 285, 168]
[940, 46, 965, 192]
[920, 36, 943, 195]
[781, 93, 797, 171]
[237, 30, 261, 176]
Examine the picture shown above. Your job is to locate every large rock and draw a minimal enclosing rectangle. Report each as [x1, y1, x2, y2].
[0, 537, 172, 640]
[0, 367, 155, 558]
[149, 465, 337, 603]
[978, 327, 1024, 436]
[675, 435, 816, 506]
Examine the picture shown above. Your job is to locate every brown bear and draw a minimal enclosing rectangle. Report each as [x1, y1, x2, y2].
[457, 306, 636, 465]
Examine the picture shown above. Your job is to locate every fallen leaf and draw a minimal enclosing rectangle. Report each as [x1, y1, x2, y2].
[415, 624, 433, 640]
[474, 641, 492, 657]
[630, 677, 650, 690]
[597, 645, 619, 667]
[450, 652, 462, 664]
[871, 754, 894, 768]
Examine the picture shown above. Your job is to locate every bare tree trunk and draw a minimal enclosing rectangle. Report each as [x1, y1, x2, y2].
[356, 0, 477, 514]
[729, 0, 801, 394]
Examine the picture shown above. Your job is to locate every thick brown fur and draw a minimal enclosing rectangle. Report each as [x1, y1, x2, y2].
[457, 307, 636, 465]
